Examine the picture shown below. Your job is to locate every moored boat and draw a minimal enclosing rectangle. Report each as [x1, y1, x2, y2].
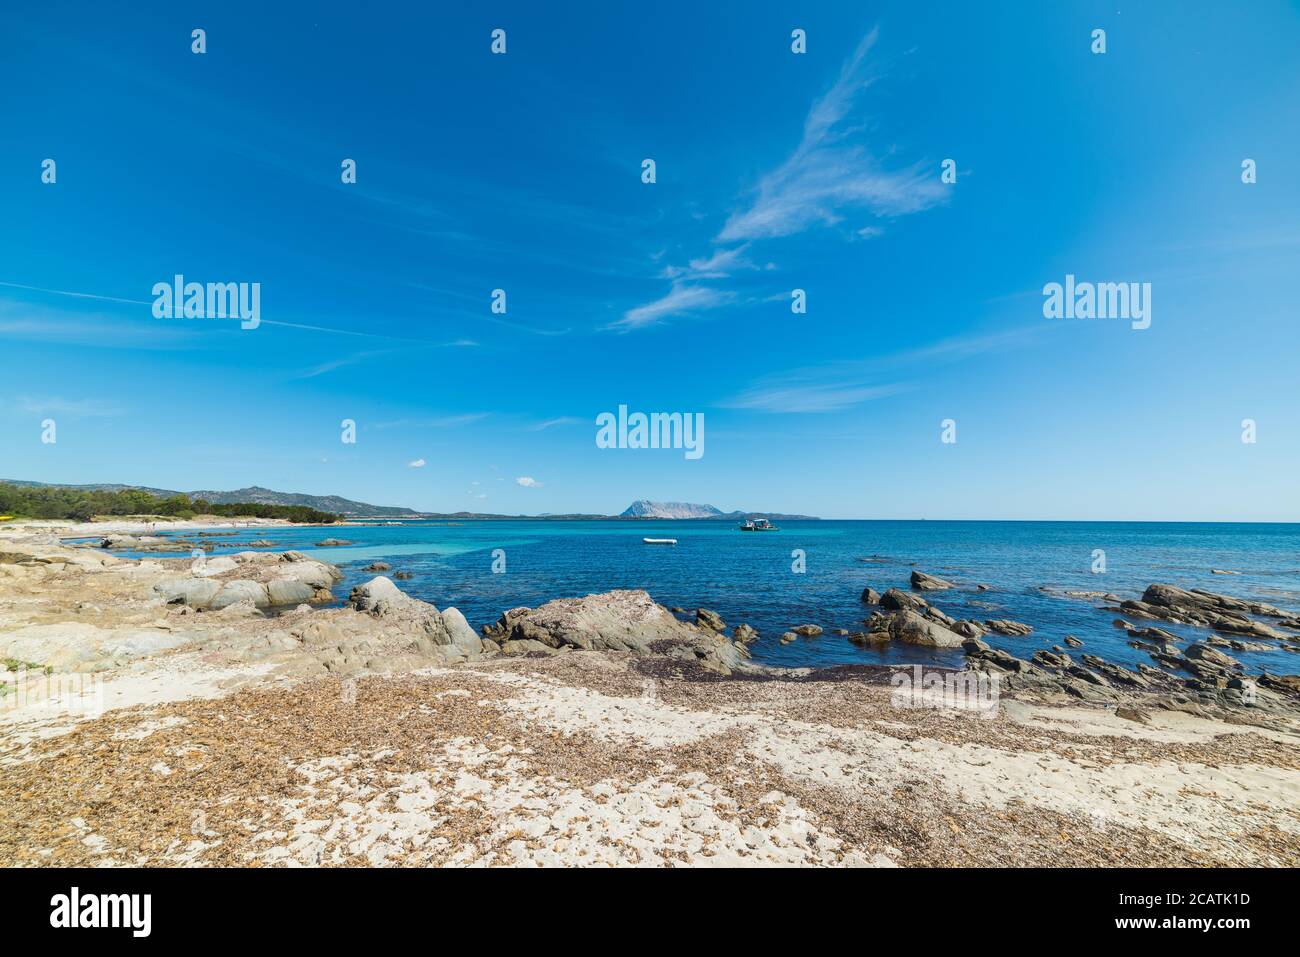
[739, 517, 778, 531]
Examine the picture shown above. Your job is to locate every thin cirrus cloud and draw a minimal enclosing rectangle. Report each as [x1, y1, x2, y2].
[287, 350, 393, 381]
[716, 28, 946, 243]
[516, 476, 544, 488]
[621, 27, 945, 332]
[724, 379, 910, 413]
[0, 280, 483, 347]
[611, 283, 736, 331]
[407, 458, 426, 468]
[527, 416, 584, 431]
[373, 413, 490, 430]
[660, 244, 758, 280]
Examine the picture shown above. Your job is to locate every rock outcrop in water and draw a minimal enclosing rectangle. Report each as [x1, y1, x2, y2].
[481, 589, 749, 675]
[846, 572, 1300, 720]
[910, 570, 954, 591]
[881, 610, 965, 648]
[1116, 584, 1300, 640]
[99, 534, 204, 553]
[879, 588, 929, 613]
[695, 608, 726, 632]
[984, 619, 1034, 637]
[855, 587, 980, 648]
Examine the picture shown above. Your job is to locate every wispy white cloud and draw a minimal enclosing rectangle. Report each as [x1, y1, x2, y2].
[661, 244, 757, 280]
[0, 280, 151, 306]
[373, 413, 489, 430]
[718, 28, 945, 242]
[287, 350, 392, 380]
[408, 458, 426, 468]
[516, 476, 543, 488]
[0, 280, 483, 346]
[528, 416, 584, 431]
[622, 28, 942, 334]
[613, 283, 735, 331]
[724, 380, 908, 413]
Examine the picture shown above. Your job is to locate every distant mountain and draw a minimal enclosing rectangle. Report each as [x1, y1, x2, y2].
[185, 486, 418, 517]
[1, 480, 418, 518]
[3, 481, 817, 521]
[620, 500, 724, 519]
[619, 500, 818, 521]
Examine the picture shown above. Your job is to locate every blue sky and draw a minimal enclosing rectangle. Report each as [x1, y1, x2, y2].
[3, 1, 1299, 520]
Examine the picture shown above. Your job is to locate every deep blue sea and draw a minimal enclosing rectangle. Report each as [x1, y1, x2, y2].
[125, 520, 1300, 676]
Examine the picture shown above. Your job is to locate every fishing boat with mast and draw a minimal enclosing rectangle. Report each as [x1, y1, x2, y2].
[739, 517, 778, 531]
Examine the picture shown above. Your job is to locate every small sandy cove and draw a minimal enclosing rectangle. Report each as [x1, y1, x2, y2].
[1, 518, 1297, 867]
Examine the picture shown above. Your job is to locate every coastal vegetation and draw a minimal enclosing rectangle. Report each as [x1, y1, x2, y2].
[0, 482, 340, 524]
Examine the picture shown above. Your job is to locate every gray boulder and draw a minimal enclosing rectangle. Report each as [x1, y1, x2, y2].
[273, 556, 342, 590]
[886, 610, 965, 648]
[440, 607, 482, 656]
[349, 576, 451, 646]
[482, 590, 747, 674]
[985, 619, 1033, 637]
[154, 578, 222, 608]
[880, 588, 930, 613]
[209, 580, 271, 610]
[267, 579, 316, 607]
[1033, 650, 1073, 669]
[910, 570, 955, 591]
[695, 609, 726, 632]
[1185, 643, 1241, 669]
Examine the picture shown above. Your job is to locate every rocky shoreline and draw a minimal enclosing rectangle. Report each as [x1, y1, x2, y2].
[845, 573, 1300, 724]
[2, 518, 1298, 867]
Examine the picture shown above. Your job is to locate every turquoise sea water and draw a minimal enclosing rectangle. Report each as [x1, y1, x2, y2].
[124, 520, 1300, 675]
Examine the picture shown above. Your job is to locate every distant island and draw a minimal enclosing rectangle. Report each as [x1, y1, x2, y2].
[3, 481, 818, 521]
[617, 500, 818, 521]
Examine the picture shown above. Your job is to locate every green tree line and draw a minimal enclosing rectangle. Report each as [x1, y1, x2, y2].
[0, 483, 340, 524]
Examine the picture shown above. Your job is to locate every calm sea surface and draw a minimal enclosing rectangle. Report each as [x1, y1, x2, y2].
[124, 520, 1300, 675]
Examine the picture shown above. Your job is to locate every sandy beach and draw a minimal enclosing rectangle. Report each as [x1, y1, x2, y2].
[2, 518, 1298, 868]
